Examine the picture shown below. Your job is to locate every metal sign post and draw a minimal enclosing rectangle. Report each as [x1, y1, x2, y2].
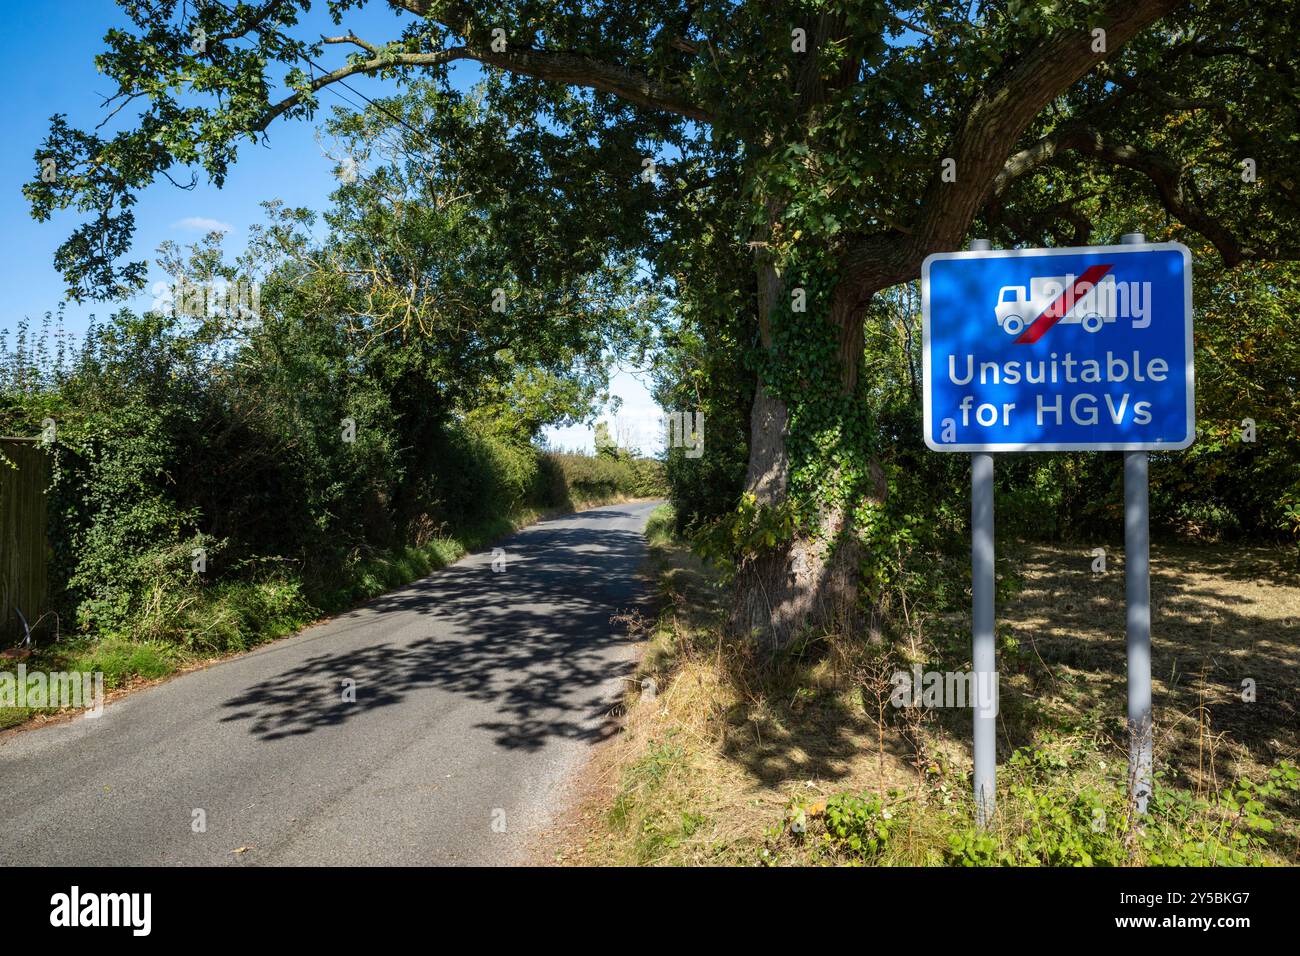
[921, 234, 1193, 824]
[1121, 232, 1153, 814]
[967, 238, 997, 827]
[971, 450, 996, 826]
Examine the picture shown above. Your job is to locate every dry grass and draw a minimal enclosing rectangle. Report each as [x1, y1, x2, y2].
[998, 541, 1299, 790]
[556, 511, 924, 865]
[552, 511, 1300, 866]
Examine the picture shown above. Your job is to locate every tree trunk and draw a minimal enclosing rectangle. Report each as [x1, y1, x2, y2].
[729, 251, 886, 651]
[729, 410, 863, 649]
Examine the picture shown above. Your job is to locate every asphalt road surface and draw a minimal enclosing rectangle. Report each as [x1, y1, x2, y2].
[0, 501, 661, 866]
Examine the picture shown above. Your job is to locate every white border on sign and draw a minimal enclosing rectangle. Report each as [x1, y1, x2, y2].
[921, 242, 1195, 452]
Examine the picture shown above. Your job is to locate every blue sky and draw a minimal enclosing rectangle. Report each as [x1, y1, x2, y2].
[0, 0, 660, 453]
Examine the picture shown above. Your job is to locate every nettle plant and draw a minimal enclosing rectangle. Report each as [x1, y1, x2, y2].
[26, 0, 1300, 648]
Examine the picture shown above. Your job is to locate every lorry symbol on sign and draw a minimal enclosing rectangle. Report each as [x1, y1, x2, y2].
[995, 273, 1152, 337]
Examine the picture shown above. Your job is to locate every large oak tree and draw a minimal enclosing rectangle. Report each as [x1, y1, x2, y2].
[27, 0, 1300, 646]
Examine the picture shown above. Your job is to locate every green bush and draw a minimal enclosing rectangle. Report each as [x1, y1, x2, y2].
[0, 306, 651, 666]
[940, 757, 1300, 867]
[819, 793, 894, 861]
[781, 751, 1300, 867]
[545, 450, 665, 503]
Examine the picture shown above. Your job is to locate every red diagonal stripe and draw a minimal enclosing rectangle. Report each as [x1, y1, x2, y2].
[1015, 264, 1113, 344]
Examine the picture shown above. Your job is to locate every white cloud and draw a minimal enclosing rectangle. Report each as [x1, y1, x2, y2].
[171, 216, 234, 233]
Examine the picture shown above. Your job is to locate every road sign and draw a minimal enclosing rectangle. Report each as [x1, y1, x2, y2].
[923, 242, 1193, 451]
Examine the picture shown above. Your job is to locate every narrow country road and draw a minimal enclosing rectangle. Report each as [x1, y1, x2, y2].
[0, 501, 661, 866]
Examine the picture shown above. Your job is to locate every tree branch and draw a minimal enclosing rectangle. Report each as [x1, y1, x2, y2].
[906, 0, 1185, 259]
[467, 45, 714, 122]
[1067, 128, 1300, 265]
[991, 124, 1092, 197]
[256, 41, 713, 131]
[838, 0, 1184, 295]
[321, 33, 379, 56]
[208, 0, 290, 44]
[255, 49, 458, 130]
[383, 0, 713, 120]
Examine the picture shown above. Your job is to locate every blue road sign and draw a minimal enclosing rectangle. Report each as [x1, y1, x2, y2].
[922, 242, 1194, 451]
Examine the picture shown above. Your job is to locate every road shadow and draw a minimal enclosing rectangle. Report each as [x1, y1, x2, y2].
[218, 515, 654, 750]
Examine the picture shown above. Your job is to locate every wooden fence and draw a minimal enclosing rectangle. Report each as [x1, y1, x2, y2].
[0, 438, 49, 645]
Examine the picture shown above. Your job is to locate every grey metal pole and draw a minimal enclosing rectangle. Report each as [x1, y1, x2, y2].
[972, 451, 996, 827]
[1121, 231, 1153, 814]
[968, 237, 996, 827]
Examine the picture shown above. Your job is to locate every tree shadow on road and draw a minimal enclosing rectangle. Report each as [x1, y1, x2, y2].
[218, 515, 654, 750]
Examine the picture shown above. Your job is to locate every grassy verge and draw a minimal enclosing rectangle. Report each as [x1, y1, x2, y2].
[1, 496, 633, 732]
[560, 505, 1300, 866]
